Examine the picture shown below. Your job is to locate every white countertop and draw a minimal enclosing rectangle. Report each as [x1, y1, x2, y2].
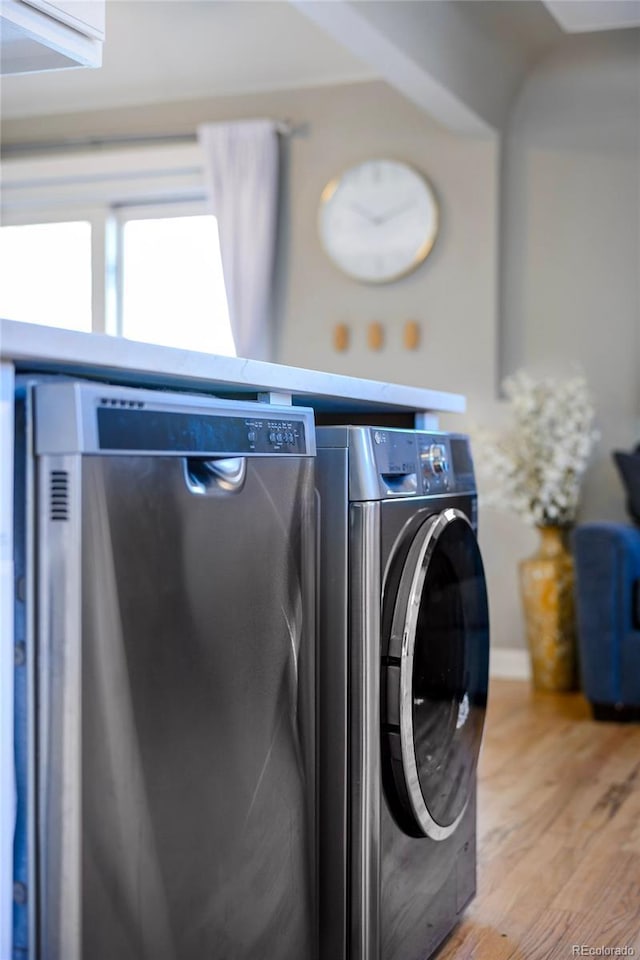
[0, 319, 464, 416]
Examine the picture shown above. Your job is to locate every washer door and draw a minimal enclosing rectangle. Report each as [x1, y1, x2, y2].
[381, 508, 489, 840]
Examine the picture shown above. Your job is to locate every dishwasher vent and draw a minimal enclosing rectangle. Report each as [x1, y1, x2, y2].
[50, 470, 69, 521]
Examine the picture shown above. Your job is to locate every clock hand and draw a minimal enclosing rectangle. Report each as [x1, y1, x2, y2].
[377, 201, 414, 224]
[349, 201, 414, 226]
[350, 202, 376, 224]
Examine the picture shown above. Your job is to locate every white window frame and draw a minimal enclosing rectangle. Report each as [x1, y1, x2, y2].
[0, 144, 210, 337]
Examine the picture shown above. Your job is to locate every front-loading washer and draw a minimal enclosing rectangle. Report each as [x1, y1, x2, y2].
[316, 426, 490, 960]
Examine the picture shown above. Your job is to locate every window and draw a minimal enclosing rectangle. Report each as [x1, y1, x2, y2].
[0, 145, 235, 356]
[119, 208, 234, 356]
[0, 220, 92, 332]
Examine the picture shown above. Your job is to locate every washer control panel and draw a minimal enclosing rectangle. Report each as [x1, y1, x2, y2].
[420, 442, 448, 485]
[370, 428, 475, 497]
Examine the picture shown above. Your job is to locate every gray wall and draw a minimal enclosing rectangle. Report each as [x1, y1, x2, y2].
[489, 29, 639, 650]
[3, 30, 638, 652]
[501, 29, 640, 529]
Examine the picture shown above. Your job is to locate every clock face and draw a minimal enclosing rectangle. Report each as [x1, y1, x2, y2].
[318, 159, 438, 284]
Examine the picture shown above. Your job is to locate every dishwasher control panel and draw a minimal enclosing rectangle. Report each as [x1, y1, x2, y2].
[96, 405, 308, 454]
[35, 382, 316, 457]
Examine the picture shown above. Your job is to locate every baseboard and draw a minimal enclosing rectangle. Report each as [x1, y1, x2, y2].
[489, 647, 531, 680]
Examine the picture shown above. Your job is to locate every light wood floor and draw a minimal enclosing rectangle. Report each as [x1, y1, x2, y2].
[438, 679, 640, 960]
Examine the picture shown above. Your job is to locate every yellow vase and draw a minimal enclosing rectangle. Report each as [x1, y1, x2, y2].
[519, 525, 577, 692]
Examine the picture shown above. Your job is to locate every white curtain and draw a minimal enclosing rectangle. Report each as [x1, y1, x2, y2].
[197, 120, 280, 361]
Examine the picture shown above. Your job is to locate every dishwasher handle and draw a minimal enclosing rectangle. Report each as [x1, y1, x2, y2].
[184, 456, 247, 494]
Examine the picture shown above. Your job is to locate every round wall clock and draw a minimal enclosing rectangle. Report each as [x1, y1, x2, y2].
[318, 158, 439, 284]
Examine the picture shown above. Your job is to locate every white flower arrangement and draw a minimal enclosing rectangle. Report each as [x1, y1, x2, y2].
[477, 371, 599, 528]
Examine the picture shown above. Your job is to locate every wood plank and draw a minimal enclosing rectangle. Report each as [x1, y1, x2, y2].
[436, 679, 640, 960]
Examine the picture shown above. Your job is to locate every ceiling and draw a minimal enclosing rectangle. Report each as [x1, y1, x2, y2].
[541, 0, 640, 32]
[1, 0, 638, 126]
[0, 0, 375, 120]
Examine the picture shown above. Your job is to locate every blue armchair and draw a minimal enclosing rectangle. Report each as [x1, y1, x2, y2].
[572, 449, 640, 721]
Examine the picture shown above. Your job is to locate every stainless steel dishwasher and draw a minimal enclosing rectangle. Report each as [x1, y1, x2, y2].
[15, 380, 317, 960]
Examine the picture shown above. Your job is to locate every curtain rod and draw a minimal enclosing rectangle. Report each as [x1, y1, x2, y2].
[1, 121, 305, 158]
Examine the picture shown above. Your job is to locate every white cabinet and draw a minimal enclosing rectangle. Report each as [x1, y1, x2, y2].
[0, 0, 104, 75]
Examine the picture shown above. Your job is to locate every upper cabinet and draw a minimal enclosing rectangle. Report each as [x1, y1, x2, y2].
[0, 0, 105, 75]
